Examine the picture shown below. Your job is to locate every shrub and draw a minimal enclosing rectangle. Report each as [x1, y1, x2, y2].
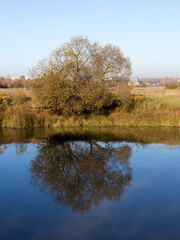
[166, 83, 180, 89]
[114, 84, 134, 111]
[12, 89, 31, 106]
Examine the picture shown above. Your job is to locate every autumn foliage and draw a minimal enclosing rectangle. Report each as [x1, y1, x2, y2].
[30, 36, 131, 115]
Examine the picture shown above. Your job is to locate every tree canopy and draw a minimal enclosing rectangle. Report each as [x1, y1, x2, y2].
[30, 36, 132, 115]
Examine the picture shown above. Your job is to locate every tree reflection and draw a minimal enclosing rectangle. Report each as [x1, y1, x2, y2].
[15, 143, 28, 155]
[0, 143, 28, 156]
[0, 145, 8, 155]
[29, 135, 132, 212]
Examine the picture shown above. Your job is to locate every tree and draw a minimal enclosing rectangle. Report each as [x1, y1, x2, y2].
[30, 36, 131, 115]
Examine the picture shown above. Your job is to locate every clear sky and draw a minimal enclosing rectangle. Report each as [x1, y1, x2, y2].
[0, 0, 180, 78]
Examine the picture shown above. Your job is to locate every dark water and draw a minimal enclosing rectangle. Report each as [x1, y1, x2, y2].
[0, 127, 180, 240]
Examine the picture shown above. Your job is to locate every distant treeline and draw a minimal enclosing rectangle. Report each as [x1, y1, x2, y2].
[139, 77, 180, 86]
[0, 77, 31, 88]
[0, 76, 129, 89]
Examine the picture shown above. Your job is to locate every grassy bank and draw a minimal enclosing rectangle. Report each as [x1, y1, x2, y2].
[1, 86, 180, 128]
[0, 106, 180, 128]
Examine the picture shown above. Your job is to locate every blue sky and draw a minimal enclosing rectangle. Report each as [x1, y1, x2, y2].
[0, 0, 179, 78]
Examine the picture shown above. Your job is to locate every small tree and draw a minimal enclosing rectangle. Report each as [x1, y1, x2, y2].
[30, 36, 131, 115]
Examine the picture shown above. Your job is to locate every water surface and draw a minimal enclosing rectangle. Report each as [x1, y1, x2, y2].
[0, 127, 180, 240]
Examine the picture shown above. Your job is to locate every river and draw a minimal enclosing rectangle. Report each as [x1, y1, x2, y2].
[0, 127, 180, 240]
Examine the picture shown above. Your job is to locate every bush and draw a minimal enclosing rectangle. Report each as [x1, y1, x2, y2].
[114, 84, 134, 111]
[166, 83, 180, 89]
[0, 92, 11, 111]
[12, 90, 31, 106]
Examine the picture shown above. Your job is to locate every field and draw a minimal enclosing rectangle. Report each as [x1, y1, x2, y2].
[131, 86, 180, 110]
[0, 87, 42, 108]
[131, 86, 180, 96]
[1, 86, 180, 128]
[1, 86, 180, 112]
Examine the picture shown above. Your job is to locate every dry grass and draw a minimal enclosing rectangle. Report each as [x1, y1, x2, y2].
[1, 106, 180, 128]
[131, 86, 180, 110]
[0, 88, 43, 108]
[0, 88, 19, 97]
[0, 88, 34, 99]
[131, 86, 180, 97]
[1, 86, 180, 128]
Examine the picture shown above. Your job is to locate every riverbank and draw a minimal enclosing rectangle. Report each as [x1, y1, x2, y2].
[0, 106, 180, 128]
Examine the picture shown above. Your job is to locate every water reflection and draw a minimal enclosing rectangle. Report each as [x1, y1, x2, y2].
[0, 145, 7, 155]
[29, 135, 132, 212]
[1, 128, 180, 239]
[1, 127, 179, 213]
